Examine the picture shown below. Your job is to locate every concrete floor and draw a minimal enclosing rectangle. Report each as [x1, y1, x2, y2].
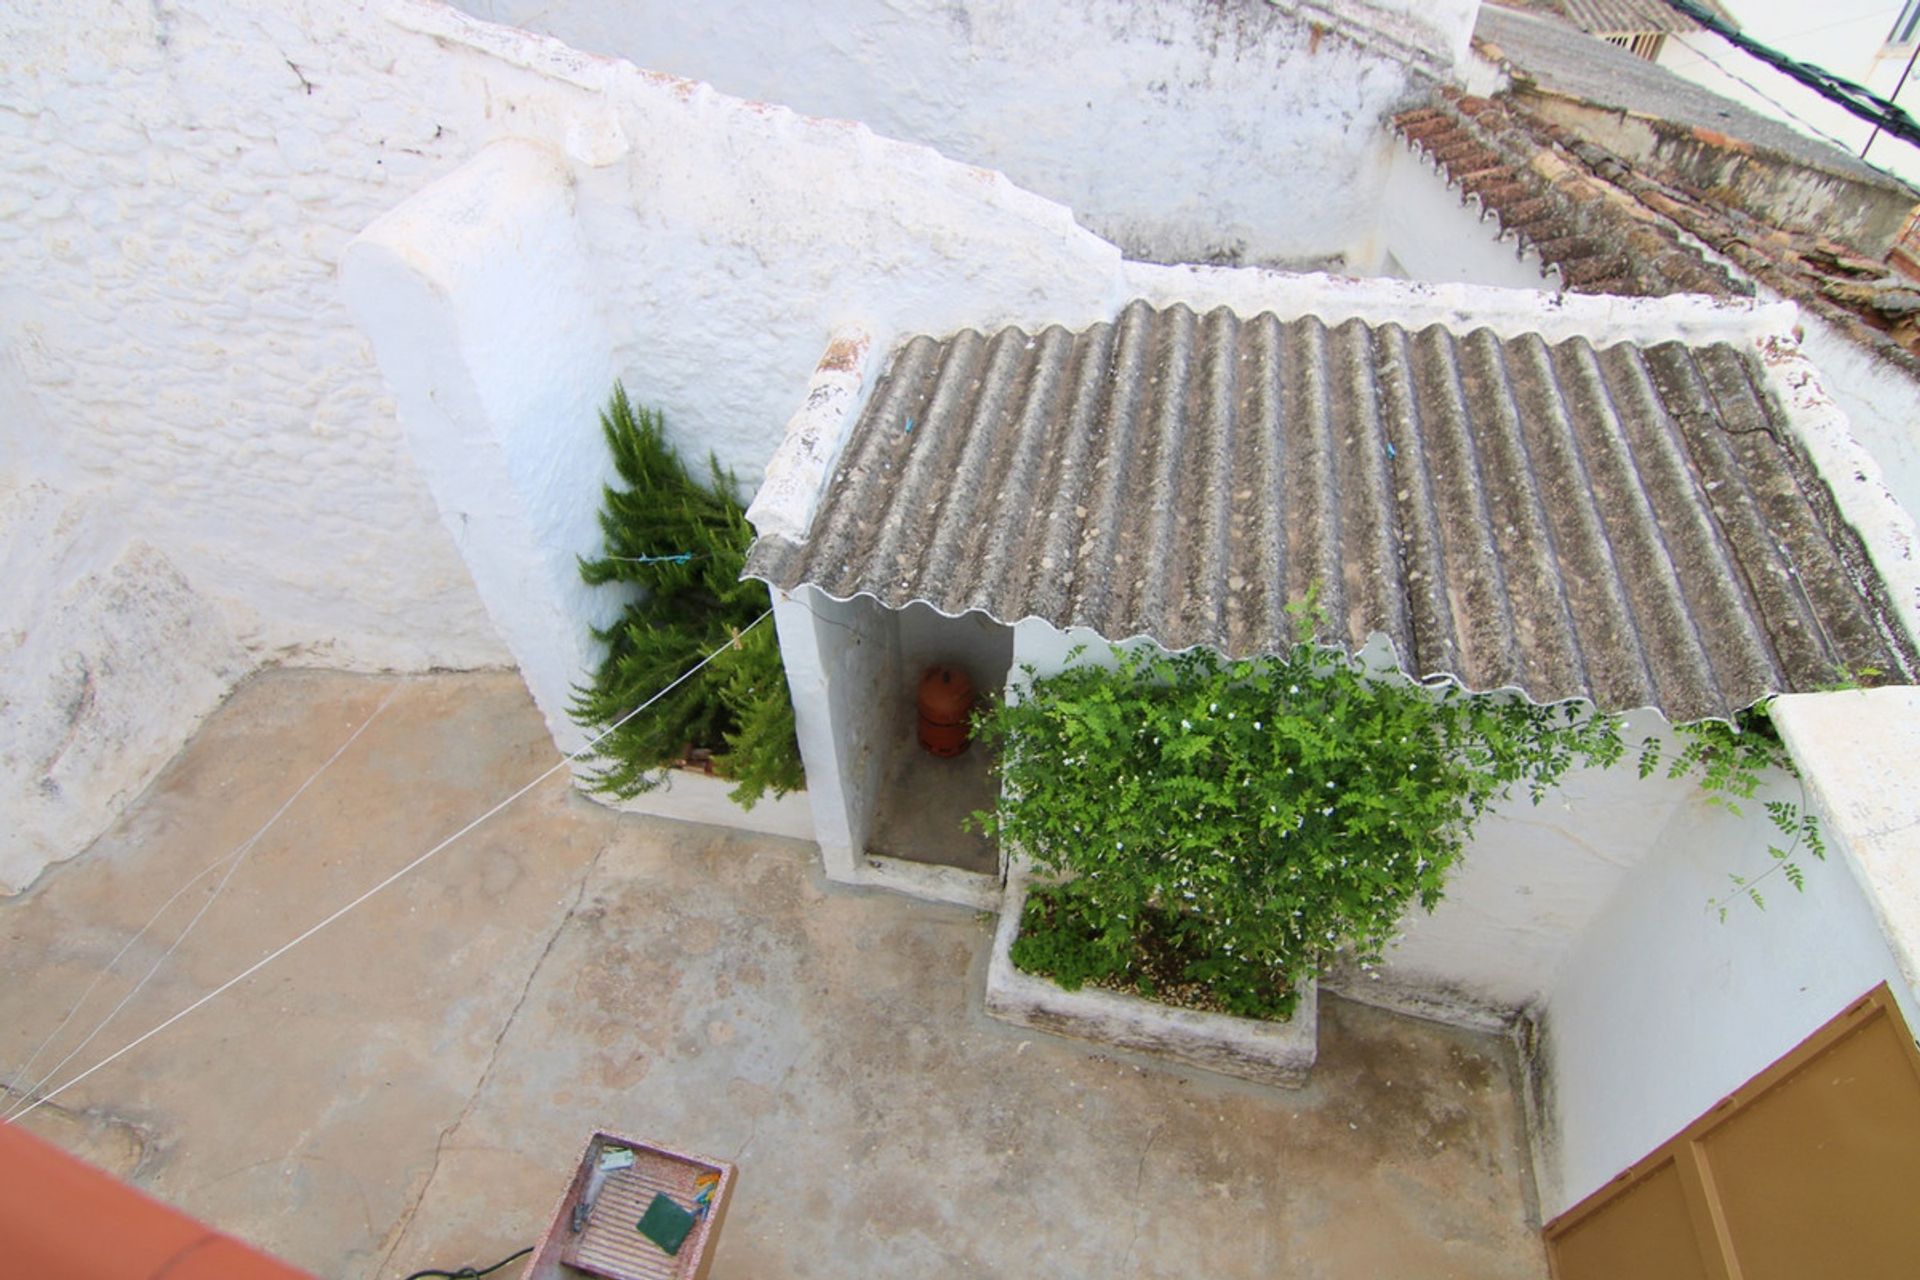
[867, 724, 1000, 875]
[0, 669, 1548, 1279]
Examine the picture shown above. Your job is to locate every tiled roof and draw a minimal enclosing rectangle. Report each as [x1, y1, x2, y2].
[1392, 89, 1920, 369]
[1394, 91, 1742, 297]
[748, 301, 1913, 721]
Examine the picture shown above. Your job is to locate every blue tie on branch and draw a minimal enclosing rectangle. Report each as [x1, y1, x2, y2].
[1655, 0, 1920, 155]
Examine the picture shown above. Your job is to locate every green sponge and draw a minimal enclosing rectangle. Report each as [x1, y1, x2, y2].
[637, 1192, 696, 1256]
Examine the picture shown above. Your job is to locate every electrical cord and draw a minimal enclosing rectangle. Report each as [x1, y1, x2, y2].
[402, 1244, 533, 1280]
[1657, 0, 1920, 153]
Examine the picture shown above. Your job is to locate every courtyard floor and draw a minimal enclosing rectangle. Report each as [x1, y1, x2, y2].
[1, 669, 1548, 1278]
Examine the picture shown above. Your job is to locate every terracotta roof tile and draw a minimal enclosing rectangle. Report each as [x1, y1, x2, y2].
[1389, 87, 1920, 371]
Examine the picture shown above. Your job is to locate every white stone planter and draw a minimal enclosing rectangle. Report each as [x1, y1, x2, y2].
[586, 768, 816, 842]
[985, 869, 1318, 1088]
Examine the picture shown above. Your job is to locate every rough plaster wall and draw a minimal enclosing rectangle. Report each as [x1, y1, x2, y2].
[1535, 758, 1914, 1216]
[775, 588, 898, 878]
[0, 3, 507, 672]
[0, 482, 248, 893]
[448, 0, 1458, 269]
[1352, 713, 1695, 1026]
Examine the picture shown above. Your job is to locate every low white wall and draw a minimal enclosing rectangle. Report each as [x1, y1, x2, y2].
[1350, 711, 1694, 1028]
[1534, 738, 1917, 1217]
[1370, 141, 1560, 290]
[342, 139, 627, 756]
[774, 588, 898, 881]
[449, 0, 1472, 270]
[0, 481, 248, 892]
[1794, 314, 1920, 526]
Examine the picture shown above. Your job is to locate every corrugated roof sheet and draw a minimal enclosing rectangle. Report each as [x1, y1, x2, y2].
[747, 301, 1914, 720]
[1558, 0, 1698, 36]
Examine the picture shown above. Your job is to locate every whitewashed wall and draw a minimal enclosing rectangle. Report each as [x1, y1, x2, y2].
[1, 0, 512, 888]
[1534, 711, 1919, 1216]
[1795, 314, 1920, 523]
[774, 588, 899, 882]
[448, 0, 1472, 269]
[0, 1, 509, 673]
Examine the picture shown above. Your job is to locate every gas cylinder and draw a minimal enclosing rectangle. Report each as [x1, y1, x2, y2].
[917, 664, 975, 757]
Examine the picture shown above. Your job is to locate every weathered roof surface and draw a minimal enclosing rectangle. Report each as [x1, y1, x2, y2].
[747, 302, 1913, 720]
[1476, 5, 1906, 191]
[1394, 90, 1743, 297]
[1392, 88, 1920, 366]
[1558, 0, 1699, 36]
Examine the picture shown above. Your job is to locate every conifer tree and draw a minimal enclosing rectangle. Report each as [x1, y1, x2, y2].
[570, 384, 804, 807]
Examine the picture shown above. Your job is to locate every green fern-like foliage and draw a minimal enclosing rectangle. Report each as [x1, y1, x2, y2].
[570, 383, 803, 808]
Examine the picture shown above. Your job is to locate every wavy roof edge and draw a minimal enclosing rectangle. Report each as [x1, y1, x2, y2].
[747, 301, 1920, 722]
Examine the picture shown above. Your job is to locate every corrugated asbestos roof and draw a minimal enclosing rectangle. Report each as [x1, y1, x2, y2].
[747, 301, 1914, 720]
[1558, 0, 1698, 36]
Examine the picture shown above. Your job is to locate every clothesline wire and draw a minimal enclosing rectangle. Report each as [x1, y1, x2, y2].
[2, 682, 402, 1121]
[4, 611, 768, 1126]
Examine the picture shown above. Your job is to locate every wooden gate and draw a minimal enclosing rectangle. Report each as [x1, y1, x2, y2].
[1545, 983, 1920, 1280]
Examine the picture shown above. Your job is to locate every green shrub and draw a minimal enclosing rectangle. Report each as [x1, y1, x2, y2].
[570, 384, 804, 808]
[974, 608, 1624, 1020]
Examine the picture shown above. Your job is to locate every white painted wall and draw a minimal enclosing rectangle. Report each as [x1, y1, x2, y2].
[342, 140, 626, 757]
[0, 481, 249, 893]
[1535, 730, 1918, 1216]
[896, 604, 1014, 713]
[773, 588, 899, 881]
[0, 0, 508, 672]
[1795, 313, 1920, 522]
[447, 0, 1473, 270]
[1660, 2, 1920, 191]
[1371, 140, 1561, 290]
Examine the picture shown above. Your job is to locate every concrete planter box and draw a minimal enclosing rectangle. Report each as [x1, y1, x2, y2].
[985, 870, 1317, 1088]
[588, 768, 816, 842]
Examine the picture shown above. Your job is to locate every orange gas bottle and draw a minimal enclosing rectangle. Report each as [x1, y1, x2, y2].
[917, 664, 975, 757]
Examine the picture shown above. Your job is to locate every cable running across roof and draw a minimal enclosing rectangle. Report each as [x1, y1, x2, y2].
[1658, 0, 1920, 152]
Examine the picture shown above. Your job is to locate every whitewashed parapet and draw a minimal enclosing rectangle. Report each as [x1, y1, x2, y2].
[745, 328, 876, 545]
[986, 869, 1318, 1088]
[1753, 329, 1920, 657]
[1121, 260, 1796, 352]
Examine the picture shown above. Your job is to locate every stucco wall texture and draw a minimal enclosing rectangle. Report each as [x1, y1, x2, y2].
[450, 0, 1467, 270]
[2, 0, 1458, 888]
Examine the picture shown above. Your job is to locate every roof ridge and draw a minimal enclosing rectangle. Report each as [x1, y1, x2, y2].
[1390, 89, 1920, 376]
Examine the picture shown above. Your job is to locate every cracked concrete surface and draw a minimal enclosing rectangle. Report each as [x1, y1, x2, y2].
[1, 669, 1548, 1278]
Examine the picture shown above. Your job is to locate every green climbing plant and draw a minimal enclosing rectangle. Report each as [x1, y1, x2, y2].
[570, 383, 804, 808]
[1637, 703, 1824, 921]
[972, 598, 1625, 1020]
[975, 591, 1846, 1020]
